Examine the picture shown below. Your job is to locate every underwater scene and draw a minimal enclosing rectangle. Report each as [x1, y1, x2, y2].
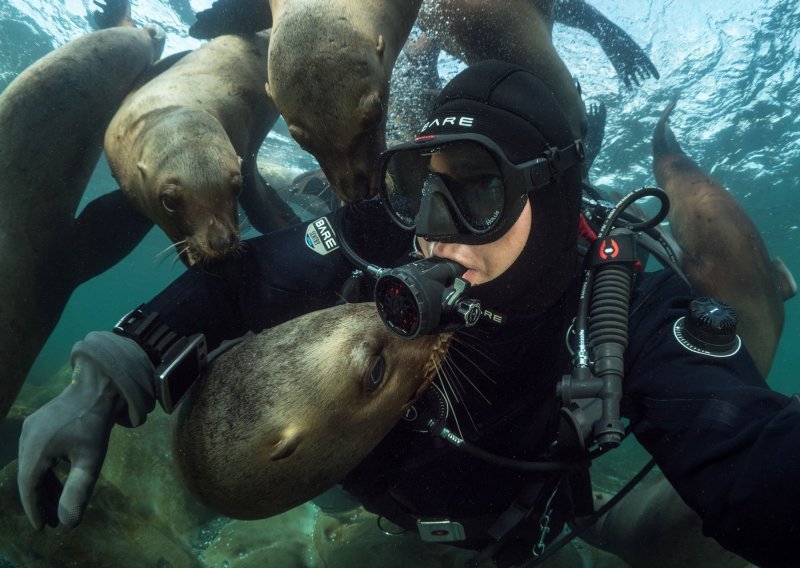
[0, 0, 798, 566]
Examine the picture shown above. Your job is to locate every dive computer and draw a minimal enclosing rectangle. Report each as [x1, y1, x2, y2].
[113, 305, 208, 413]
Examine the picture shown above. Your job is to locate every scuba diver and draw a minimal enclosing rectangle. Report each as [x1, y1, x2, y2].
[18, 60, 799, 567]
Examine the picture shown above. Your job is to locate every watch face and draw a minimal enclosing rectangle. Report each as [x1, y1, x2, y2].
[156, 335, 208, 413]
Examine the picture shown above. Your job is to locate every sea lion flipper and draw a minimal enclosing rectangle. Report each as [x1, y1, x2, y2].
[554, 0, 659, 88]
[90, 0, 133, 30]
[584, 99, 607, 169]
[772, 257, 798, 301]
[653, 96, 683, 157]
[189, 0, 271, 40]
[72, 190, 153, 283]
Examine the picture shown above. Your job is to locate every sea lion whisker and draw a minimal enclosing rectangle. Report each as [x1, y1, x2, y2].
[440, 358, 482, 431]
[441, 366, 480, 432]
[448, 342, 498, 385]
[454, 328, 492, 349]
[154, 239, 186, 259]
[171, 245, 190, 268]
[451, 335, 499, 367]
[442, 352, 492, 407]
[442, 357, 468, 400]
[435, 369, 465, 439]
[155, 241, 189, 268]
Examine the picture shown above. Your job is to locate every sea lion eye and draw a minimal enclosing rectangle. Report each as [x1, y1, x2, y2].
[160, 186, 180, 214]
[365, 356, 386, 391]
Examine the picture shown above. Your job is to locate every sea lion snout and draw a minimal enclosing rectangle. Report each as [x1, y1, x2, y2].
[204, 215, 240, 256]
[328, 165, 377, 204]
[183, 214, 240, 265]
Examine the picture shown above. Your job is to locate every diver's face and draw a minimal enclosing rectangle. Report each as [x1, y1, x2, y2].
[418, 150, 531, 285]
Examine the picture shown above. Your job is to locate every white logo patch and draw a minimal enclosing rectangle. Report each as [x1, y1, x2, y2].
[305, 217, 338, 255]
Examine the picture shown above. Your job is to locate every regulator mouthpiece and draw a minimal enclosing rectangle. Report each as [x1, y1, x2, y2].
[375, 257, 482, 338]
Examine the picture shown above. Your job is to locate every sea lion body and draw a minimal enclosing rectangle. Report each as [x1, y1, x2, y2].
[653, 99, 793, 377]
[0, 26, 164, 420]
[419, 0, 588, 142]
[105, 30, 296, 265]
[175, 302, 451, 520]
[266, 0, 423, 203]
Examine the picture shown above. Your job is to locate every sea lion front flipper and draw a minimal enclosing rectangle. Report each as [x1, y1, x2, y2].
[555, 0, 659, 88]
[240, 165, 301, 235]
[189, 0, 272, 40]
[89, 0, 133, 30]
[71, 189, 153, 284]
[773, 257, 798, 301]
[583, 99, 606, 170]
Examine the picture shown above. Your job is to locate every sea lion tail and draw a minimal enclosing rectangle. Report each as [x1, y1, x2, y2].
[653, 95, 683, 158]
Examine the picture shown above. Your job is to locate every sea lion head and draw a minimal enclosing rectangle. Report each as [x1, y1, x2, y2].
[132, 109, 243, 266]
[175, 302, 452, 519]
[267, 11, 390, 203]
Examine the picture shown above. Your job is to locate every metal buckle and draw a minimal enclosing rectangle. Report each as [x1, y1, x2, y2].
[416, 519, 466, 542]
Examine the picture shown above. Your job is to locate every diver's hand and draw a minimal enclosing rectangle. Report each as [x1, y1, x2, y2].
[18, 356, 125, 529]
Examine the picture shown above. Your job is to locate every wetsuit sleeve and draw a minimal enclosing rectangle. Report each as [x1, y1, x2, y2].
[141, 199, 412, 350]
[623, 270, 799, 567]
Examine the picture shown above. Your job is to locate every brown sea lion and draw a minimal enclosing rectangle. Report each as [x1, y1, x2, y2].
[653, 98, 794, 378]
[265, 0, 424, 203]
[578, 99, 797, 567]
[174, 302, 451, 520]
[0, 20, 164, 421]
[105, 28, 298, 266]
[418, 0, 588, 143]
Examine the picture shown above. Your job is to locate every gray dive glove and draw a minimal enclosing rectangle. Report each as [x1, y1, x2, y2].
[17, 331, 155, 529]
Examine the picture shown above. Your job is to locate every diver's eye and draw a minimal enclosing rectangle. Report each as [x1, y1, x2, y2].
[365, 356, 386, 391]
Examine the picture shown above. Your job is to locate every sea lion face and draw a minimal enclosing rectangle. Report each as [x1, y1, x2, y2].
[268, 24, 389, 204]
[283, 81, 387, 204]
[152, 171, 242, 266]
[175, 302, 452, 519]
[133, 113, 244, 266]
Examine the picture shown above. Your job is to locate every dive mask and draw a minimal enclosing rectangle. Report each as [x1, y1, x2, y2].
[377, 133, 584, 245]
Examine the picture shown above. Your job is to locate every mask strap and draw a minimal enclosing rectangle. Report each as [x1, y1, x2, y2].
[529, 140, 586, 189]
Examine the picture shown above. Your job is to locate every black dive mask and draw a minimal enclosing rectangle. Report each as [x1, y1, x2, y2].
[378, 134, 584, 245]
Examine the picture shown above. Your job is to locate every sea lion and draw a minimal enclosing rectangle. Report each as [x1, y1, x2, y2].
[576, 100, 798, 566]
[653, 98, 795, 378]
[0, 19, 164, 421]
[105, 28, 299, 266]
[581, 475, 751, 568]
[174, 302, 451, 520]
[418, 0, 589, 143]
[264, 0, 423, 204]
